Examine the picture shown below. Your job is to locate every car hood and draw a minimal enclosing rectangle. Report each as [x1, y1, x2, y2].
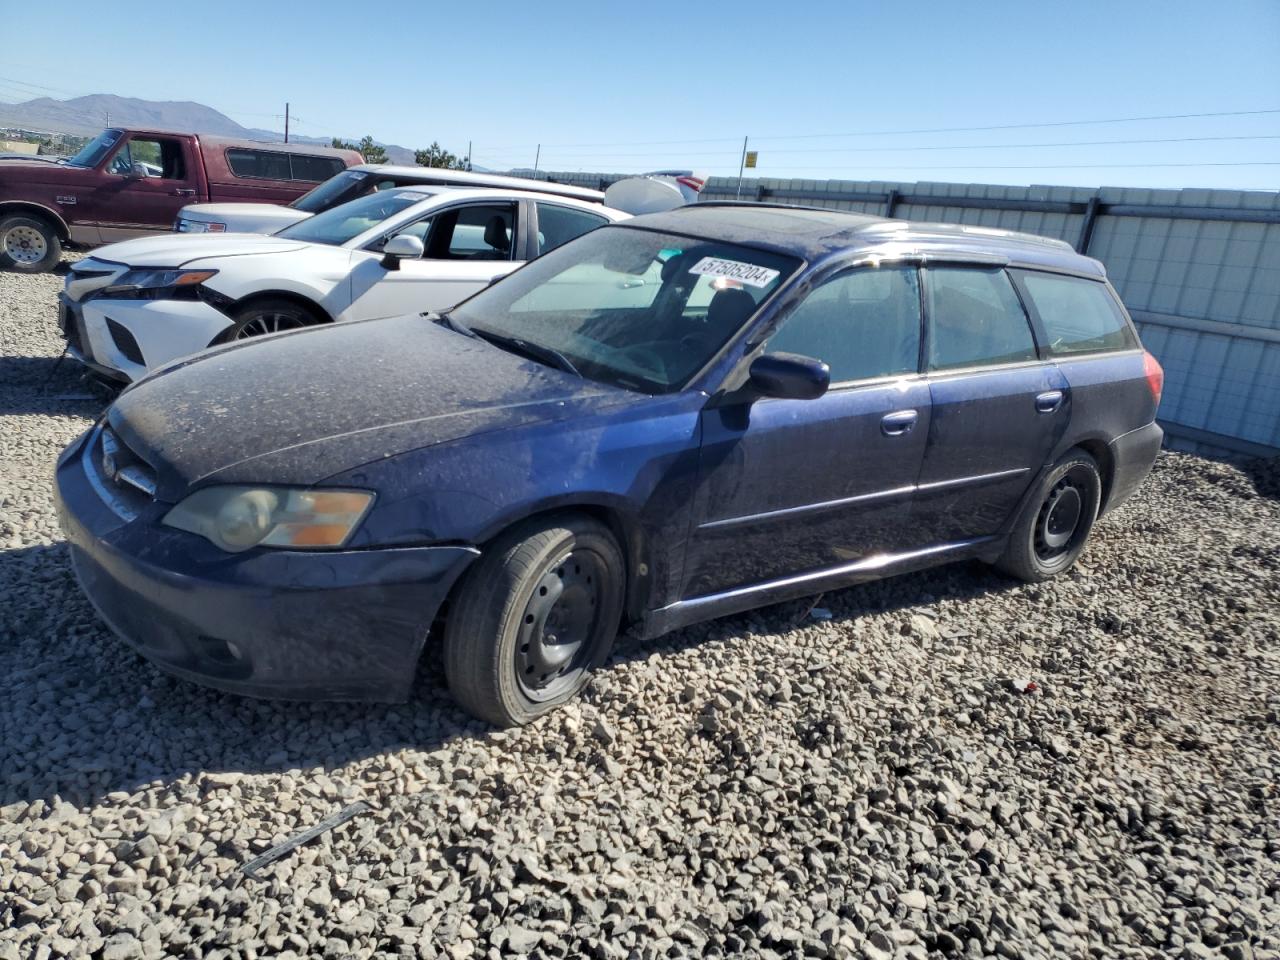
[181, 202, 310, 226]
[88, 232, 314, 267]
[106, 314, 632, 499]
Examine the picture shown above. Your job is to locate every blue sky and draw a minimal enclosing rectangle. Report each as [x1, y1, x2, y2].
[2, 0, 1278, 190]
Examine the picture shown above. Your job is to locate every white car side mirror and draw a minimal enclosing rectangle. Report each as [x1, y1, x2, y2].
[381, 234, 424, 271]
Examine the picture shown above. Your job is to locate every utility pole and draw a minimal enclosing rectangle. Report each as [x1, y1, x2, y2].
[532, 144, 541, 178]
[466, 140, 472, 171]
[105, 110, 110, 128]
[284, 103, 289, 144]
[735, 135, 748, 199]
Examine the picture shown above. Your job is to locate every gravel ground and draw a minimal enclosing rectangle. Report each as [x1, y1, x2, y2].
[1, 265, 1278, 960]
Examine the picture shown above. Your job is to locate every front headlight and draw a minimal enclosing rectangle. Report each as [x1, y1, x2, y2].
[102, 268, 219, 298]
[162, 486, 374, 553]
[176, 219, 226, 234]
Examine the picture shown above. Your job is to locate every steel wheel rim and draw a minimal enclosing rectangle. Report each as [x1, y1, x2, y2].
[515, 549, 607, 701]
[234, 312, 306, 339]
[3, 225, 47, 264]
[1034, 468, 1090, 561]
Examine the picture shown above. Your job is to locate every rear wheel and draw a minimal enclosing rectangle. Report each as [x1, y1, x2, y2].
[0, 214, 61, 273]
[444, 515, 625, 726]
[223, 298, 323, 341]
[996, 451, 1101, 582]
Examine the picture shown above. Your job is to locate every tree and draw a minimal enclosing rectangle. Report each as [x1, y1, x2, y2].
[331, 135, 387, 164]
[415, 142, 466, 170]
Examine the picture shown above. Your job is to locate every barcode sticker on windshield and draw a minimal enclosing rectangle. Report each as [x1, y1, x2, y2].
[689, 257, 779, 289]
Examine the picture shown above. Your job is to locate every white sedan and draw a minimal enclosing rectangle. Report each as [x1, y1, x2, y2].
[59, 186, 628, 383]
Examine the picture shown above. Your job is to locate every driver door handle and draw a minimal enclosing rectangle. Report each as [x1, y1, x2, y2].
[880, 409, 918, 437]
[1036, 390, 1065, 414]
[173, 188, 197, 197]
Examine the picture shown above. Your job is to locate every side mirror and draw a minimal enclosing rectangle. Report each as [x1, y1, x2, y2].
[380, 234, 424, 271]
[748, 352, 830, 400]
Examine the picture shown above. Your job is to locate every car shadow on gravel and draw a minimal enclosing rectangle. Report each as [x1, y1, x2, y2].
[1, 540, 1018, 813]
[0, 355, 109, 416]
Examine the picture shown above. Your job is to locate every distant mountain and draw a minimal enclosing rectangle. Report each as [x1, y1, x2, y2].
[0, 93, 416, 164]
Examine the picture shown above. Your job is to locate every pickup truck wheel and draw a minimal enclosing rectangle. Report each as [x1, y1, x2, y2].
[996, 451, 1101, 583]
[0, 214, 61, 273]
[225, 298, 322, 340]
[444, 515, 625, 727]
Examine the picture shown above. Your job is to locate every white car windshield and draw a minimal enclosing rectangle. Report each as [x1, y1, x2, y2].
[275, 189, 437, 246]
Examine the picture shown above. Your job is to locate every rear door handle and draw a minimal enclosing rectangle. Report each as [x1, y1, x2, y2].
[880, 409, 918, 436]
[173, 188, 197, 197]
[1036, 390, 1064, 414]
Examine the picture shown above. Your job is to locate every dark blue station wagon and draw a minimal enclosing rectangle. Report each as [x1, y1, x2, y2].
[55, 204, 1164, 725]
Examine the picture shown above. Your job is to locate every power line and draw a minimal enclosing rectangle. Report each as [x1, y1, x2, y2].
[477, 107, 1280, 151]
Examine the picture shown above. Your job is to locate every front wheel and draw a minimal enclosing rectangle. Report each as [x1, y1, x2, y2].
[444, 515, 625, 726]
[222, 298, 322, 342]
[0, 214, 62, 273]
[996, 451, 1102, 582]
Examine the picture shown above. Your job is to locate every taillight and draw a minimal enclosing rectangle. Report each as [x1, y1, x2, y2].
[1142, 350, 1164, 405]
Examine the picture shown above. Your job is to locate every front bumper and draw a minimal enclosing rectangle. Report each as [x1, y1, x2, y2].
[59, 293, 234, 383]
[1102, 420, 1164, 515]
[55, 429, 479, 701]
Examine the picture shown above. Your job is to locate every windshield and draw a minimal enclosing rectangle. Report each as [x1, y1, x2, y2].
[290, 169, 374, 212]
[451, 226, 800, 392]
[65, 129, 122, 168]
[275, 188, 435, 246]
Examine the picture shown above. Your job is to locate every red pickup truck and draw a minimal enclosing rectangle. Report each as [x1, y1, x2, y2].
[0, 128, 363, 272]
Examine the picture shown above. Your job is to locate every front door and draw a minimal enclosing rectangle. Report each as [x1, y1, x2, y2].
[683, 264, 931, 598]
[912, 265, 1069, 544]
[89, 134, 199, 240]
[346, 200, 522, 320]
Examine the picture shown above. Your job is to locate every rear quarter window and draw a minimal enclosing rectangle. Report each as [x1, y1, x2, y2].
[1014, 270, 1137, 356]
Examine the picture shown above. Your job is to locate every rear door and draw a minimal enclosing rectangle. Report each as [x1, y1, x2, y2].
[912, 265, 1069, 544]
[1008, 269, 1154, 442]
[346, 199, 524, 319]
[684, 264, 931, 598]
[89, 134, 200, 240]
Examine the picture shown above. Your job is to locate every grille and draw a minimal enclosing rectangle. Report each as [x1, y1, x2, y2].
[85, 426, 157, 520]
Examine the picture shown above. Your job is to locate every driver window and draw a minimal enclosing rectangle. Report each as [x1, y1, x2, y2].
[107, 138, 186, 179]
[372, 214, 435, 253]
[765, 266, 921, 383]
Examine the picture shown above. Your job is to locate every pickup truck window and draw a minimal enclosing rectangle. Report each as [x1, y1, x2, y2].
[106, 138, 187, 180]
[227, 149, 345, 183]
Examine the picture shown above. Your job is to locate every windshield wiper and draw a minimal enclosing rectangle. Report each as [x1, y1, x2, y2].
[425, 310, 475, 337]
[470, 327, 581, 378]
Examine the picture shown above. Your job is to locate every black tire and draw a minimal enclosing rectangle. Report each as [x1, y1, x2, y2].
[996, 450, 1102, 582]
[444, 515, 625, 727]
[0, 214, 62, 273]
[222, 298, 323, 342]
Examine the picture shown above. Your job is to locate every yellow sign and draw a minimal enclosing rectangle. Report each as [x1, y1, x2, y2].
[744, 151, 758, 168]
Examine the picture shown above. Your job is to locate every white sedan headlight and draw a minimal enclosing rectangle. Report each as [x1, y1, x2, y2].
[163, 486, 374, 552]
[176, 218, 226, 233]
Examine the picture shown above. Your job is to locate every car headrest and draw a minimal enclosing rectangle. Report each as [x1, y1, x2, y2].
[484, 215, 510, 252]
[706, 288, 758, 329]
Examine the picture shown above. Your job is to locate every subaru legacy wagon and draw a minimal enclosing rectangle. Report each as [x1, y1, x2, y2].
[55, 204, 1164, 726]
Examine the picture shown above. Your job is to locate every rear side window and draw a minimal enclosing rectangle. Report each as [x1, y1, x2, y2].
[536, 203, 609, 255]
[227, 149, 347, 182]
[926, 267, 1037, 371]
[290, 154, 347, 182]
[1014, 271, 1136, 355]
[766, 266, 921, 383]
